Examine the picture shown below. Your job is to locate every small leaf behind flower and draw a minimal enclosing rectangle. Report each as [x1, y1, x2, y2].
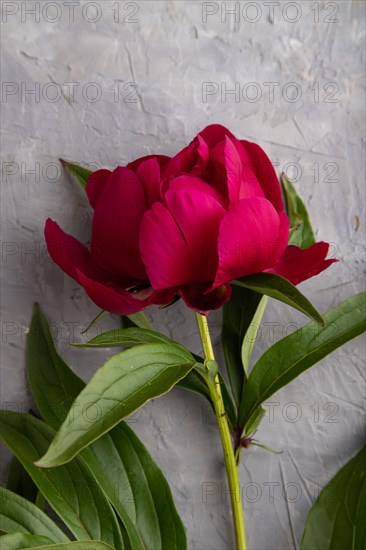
[233, 273, 325, 326]
[281, 172, 316, 249]
[59, 159, 92, 192]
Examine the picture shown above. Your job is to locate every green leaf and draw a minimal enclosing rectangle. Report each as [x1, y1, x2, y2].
[176, 367, 237, 430]
[222, 286, 265, 409]
[0, 488, 68, 542]
[126, 312, 154, 330]
[81, 424, 187, 550]
[239, 292, 366, 429]
[0, 533, 54, 549]
[4, 542, 116, 550]
[35, 492, 46, 511]
[120, 312, 154, 331]
[37, 544, 115, 550]
[301, 444, 366, 550]
[73, 327, 174, 348]
[243, 406, 266, 437]
[0, 412, 123, 549]
[82, 310, 108, 335]
[59, 160, 91, 192]
[233, 273, 325, 326]
[75, 327, 237, 429]
[6, 456, 38, 504]
[281, 172, 316, 249]
[27, 304, 85, 433]
[36, 343, 195, 467]
[241, 296, 268, 377]
[40, 544, 114, 550]
[26, 305, 187, 549]
[175, 367, 211, 400]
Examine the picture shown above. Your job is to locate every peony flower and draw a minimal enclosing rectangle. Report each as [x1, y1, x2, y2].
[45, 124, 336, 314]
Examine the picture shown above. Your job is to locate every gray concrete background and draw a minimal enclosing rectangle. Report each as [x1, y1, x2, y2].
[1, 1, 365, 548]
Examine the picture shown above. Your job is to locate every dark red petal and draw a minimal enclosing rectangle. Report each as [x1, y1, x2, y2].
[198, 124, 235, 148]
[136, 157, 162, 206]
[45, 219, 156, 315]
[150, 288, 178, 306]
[159, 125, 235, 181]
[195, 135, 210, 170]
[91, 167, 147, 280]
[76, 269, 151, 315]
[266, 242, 338, 285]
[211, 136, 265, 206]
[140, 184, 225, 289]
[127, 154, 171, 172]
[165, 186, 226, 280]
[213, 197, 285, 288]
[44, 219, 108, 282]
[180, 283, 232, 314]
[140, 202, 193, 289]
[86, 169, 112, 209]
[166, 174, 227, 208]
[160, 140, 198, 180]
[239, 140, 284, 213]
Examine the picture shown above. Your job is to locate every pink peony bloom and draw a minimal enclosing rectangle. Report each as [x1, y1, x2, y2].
[45, 125, 336, 314]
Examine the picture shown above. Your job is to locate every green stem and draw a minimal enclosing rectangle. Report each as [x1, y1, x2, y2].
[196, 313, 247, 550]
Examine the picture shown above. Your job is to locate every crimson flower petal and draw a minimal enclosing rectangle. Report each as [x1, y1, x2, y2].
[140, 202, 192, 290]
[86, 169, 112, 209]
[45, 219, 108, 282]
[127, 154, 170, 172]
[198, 124, 235, 148]
[91, 167, 147, 280]
[160, 140, 198, 180]
[266, 242, 338, 285]
[239, 140, 284, 213]
[45, 220, 173, 315]
[167, 174, 226, 208]
[180, 283, 232, 314]
[136, 157, 162, 206]
[213, 197, 287, 288]
[211, 136, 265, 206]
[164, 186, 225, 281]
[75, 269, 151, 315]
[140, 186, 225, 290]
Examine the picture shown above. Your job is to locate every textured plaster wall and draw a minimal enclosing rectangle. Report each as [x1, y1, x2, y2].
[1, 1, 365, 548]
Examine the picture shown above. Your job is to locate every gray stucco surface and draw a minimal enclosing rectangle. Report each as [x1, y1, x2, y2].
[1, 1, 365, 548]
